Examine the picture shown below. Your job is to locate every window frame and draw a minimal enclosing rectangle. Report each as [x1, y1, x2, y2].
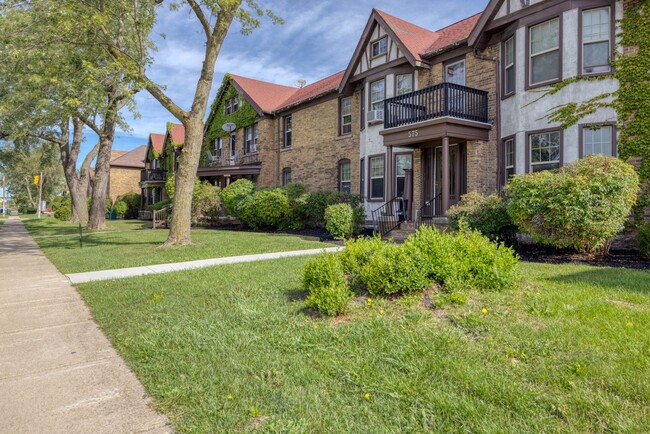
[214, 137, 223, 158]
[370, 36, 388, 58]
[360, 87, 365, 131]
[369, 79, 386, 112]
[526, 16, 562, 89]
[283, 115, 292, 149]
[501, 136, 516, 186]
[368, 154, 386, 202]
[282, 168, 292, 186]
[526, 129, 563, 173]
[338, 159, 352, 193]
[395, 73, 414, 96]
[394, 152, 413, 199]
[339, 97, 352, 136]
[502, 35, 516, 97]
[360, 157, 365, 196]
[579, 4, 615, 77]
[579, 123, 616, 158]
[224, 96, 239, 115]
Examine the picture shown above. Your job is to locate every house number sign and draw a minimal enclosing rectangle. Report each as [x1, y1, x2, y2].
[408, 129, 419, 138]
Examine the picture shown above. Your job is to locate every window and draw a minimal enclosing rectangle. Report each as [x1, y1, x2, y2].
[245, 123, 258, 154]
[229, 134, 236, 156]
[370, 79, 385, 111]
[582, 7, 611, 74]
[504, 138, 515, 182]
[395, 154, 412, 198]
[283, 115, 292, 148]
[360, 158, 365, 196]
[529, 131, 561, 172]
[214, 137, 222, 158]
[396, 74, 413, 96]
[339, 160, 351, 193]
[225, 96, 239, 115]
[503, 36, 515, 95]
[282, 168, 292, 186]
[582, 125, 614, 156]
[371, 37, 388, 57]
[360, 88, 365, 131]
[369, 155, 385, 200]
[529, 18, 560, 86]
[340, 97, 352, 135]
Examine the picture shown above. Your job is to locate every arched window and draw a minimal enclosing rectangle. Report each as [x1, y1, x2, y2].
[282, 168, 292, 186]
[338, 159, 351, 193]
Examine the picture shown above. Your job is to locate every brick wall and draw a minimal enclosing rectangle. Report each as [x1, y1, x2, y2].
[109, 167, 142, 201]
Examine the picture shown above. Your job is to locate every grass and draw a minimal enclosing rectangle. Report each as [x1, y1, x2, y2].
[23, 218, 333, 274]
[77, 259, 650, 433]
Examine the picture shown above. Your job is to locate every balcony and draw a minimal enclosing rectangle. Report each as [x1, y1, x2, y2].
[140, 169, 166, 183]
[197, 151, 262, 177]
[384, 82, 489, 129]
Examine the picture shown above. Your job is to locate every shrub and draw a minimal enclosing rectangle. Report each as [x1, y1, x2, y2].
[220, 179, 255, 216]
[236, 188, 292, 229]
[304, 190, 364, 230]
[507, 154, 639, 252]
[117, 192, 141, 219]
[282, 183, 308, 200]
[192, 181, 222, 225]
[325, 203, 354, 240]
[338, 235, 385, 292]
[112, 201, 128, 219]
[639, 221, 650, 259]
[54, 197, 72, 221]
[149, 198, 172, 211]
[303, 253, 353, 316]
[447, 192, 516, 243]
[359, 242, 429, 296]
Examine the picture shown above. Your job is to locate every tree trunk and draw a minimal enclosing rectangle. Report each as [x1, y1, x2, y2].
[69, 179, 89, 224]
[88, 132, 114, 230]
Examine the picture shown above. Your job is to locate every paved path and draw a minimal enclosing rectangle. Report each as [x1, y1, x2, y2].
[0, 217, 171, 434]
[66, 246, 344, 284]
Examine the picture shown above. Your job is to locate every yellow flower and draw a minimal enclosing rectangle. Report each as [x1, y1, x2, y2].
[364, 393, 370, 400]
[535, 292, 541, 296]
[227, 395, 234, 401]
[366, 298, 373, 304]
[314, 324, 319, 329]
[481, 308, 488, 314]
[379, 309, 385, 314]
[627, 322, 634, 327]
[407, 329, 413, 334]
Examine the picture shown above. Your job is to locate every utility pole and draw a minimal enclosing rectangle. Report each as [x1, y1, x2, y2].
[36, 171, 43, 219]
[2, 174, 5, 216]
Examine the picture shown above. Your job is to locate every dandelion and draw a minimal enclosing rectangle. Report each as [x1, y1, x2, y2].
[627, 322, 634, 327]
[379, 309, 385, 315]
[481, 308, 488, 314]
[314, 324, 319, 329]
[407, 329, 413, 334]
[364, 393, 370, 400]
[227, 395, 234, 401]
[366, 298, 373, 305]
[535, 292, 541, 296]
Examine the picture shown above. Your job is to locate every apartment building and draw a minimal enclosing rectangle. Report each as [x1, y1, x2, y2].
[140, 132, 167, 209]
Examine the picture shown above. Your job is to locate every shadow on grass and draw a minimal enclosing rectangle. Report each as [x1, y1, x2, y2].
[548, 267, 650, 293]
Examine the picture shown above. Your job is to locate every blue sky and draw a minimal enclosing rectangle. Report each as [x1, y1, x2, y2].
[84, 0, 487, 159]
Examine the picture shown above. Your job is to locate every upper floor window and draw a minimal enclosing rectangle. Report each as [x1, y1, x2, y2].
[529, 18, 560, 86]
[582, 7, 611, 75]
[529, 131, 561, 172]
[339, 159, 351, 193]
[503, 36, 515, 95]
[283, 115, 292, 148]
[214, 137, 222, 158]
[282, 168, 292, 186]
[504, 138, 515, 183]
[582, 125, 614, 156]
[245, 123, 258, 154]
[340, 97, 352, 135]
[225, 96, 239, 115]
[360, 158, 365, 196]
[370, 79, 385, 111]
[151, 158, 159, 170]
[396, 73, 413, 96]
[371, 37, 388, 57]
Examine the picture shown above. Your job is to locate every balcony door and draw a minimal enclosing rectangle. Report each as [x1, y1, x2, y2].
[446, 60, 466, 115]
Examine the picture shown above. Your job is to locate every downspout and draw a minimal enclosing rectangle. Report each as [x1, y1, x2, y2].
[473, 47, 501, 193]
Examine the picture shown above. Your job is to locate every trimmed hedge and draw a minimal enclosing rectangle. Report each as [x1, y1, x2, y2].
[220, 179, 254, 216]
[639, 221, 650, 259]
[447, 192, 515, 243]
[325, 203, 354, 240]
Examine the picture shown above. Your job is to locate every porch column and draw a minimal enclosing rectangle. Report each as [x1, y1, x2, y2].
[404, 169, 413, 221]
[386, 145, 394, 200]
[442, 136, 450, 215]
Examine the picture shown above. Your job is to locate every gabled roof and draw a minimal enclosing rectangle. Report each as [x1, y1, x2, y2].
[166, 123, 185, 146]
[110, 150, 128, 161]
[468, 0, 504, 48]
[275, 71, 344, 112]
[109, 145, 146, 169]
[374, 9, 439, 64]
[421, 13, 482, 57]
[149, 133, 165, 152]
[230, 75, 298, 114]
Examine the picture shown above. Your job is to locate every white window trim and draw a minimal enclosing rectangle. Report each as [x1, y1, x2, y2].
[529, 18, 561, 86]
[370, 79, 385, 111]
[582, 6, 612, 75]
[504, 36, 515, 94]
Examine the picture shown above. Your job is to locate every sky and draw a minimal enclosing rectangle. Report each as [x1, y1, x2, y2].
[84, 0, 488, 159]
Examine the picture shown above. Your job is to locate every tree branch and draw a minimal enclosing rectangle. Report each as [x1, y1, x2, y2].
[186, 0, 211, 39]
[78, 113, 102, 136]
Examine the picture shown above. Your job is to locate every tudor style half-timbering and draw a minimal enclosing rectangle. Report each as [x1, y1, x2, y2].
[139, 133, 167, 210]
[470, 0, 623, 184]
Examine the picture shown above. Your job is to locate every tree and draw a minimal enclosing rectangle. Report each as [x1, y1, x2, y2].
[101, 0, 281, 245]
[0, 0, 150, 228]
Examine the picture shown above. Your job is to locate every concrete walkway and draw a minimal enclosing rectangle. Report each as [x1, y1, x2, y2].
[0, 217, 171, 433]
[66, 246, 343, 284]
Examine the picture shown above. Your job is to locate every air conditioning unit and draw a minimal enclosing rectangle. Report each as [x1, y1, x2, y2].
[367, 110, 384, 125]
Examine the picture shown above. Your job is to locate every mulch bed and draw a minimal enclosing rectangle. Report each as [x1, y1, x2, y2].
[516, 244, 650, 270]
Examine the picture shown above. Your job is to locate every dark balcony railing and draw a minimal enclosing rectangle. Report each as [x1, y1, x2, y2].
[202, 151, 262, 168]
[384, 82, 489, 129]
[140, 169, 166, 182]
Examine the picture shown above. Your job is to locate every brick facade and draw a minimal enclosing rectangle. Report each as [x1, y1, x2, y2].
[108, 167, 142, 201]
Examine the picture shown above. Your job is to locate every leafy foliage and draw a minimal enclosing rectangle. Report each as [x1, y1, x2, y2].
[192, 181, 222, 225]
[304, 190, 365, 231]
[219, 179, 255, 216]
[507, 155, 639, 252]
[113, 201, 128, 219]
[116, 192, 141, 219]
[639, 221, 650, 258]
[236, 189, 293, 230]
[303, 253, 353, 316]
[54, 197, 72, 221]
[324, 203, 354, 240]
[359, 242, 430, 296]
[447, 192, 516, 243]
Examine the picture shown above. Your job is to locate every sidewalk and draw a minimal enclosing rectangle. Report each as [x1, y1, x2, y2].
[0, 217, 171, 433]
[66, 247, 343, 284]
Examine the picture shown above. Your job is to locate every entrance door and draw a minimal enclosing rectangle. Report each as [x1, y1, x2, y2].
[433, 144, 464, 209]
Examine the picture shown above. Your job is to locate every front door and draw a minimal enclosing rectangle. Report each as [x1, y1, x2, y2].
[434, 145, 463, 207]
[421, 143, 466, 215]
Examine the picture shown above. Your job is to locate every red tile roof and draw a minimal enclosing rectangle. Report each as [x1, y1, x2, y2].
[110, 150, 128, 161]
[109, 145, 146, 169]
[230, 75, 298, 114]
[374, 9, 439, 63]
[149, 133, 165, 152]
[167, 123, 185, 146]
[422, 13, 482, 56]
[276, 71, 345, 110]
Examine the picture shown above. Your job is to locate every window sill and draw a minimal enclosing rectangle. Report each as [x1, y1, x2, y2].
[336, 134, 353, 140]
[244, 151, 259, 156]
[579, 70, 614, 79]
[367, 198, 385, 203]
[525, 77, 562, 91]
[280, 147, 292, 152]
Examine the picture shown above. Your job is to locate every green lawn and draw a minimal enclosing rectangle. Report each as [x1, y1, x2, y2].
[23, 218, 333, 274]
[77, 259, 650, 433]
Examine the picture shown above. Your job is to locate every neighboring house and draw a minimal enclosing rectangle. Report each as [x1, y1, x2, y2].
[200, 73, 359, 193]
[108, 145, 146, 201]
[140, 132, 167, 209]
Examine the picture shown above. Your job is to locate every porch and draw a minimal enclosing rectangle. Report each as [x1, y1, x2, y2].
[197, 152, 261, 187]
